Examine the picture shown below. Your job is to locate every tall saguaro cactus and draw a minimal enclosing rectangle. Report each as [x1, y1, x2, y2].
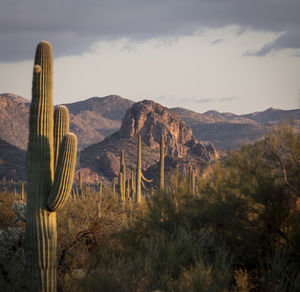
[160, 135, 165, 190]
[189, 165, 195, 194]
[136, 135, 152, 202]
[119, 150, 126, 202]
[25, 41, 77, 292]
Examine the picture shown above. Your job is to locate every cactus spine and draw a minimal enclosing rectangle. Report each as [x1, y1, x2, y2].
[160, 135, 164, 190]
[25, 41, 77, 291]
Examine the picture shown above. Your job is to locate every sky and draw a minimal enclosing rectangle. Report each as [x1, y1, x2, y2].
[0, 0, 300, 114]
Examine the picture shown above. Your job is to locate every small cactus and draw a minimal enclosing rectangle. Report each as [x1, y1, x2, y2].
[131, 169, 136, 198]
[99, 181, 103, 198]
[160, 135, 164, 190]
[119, 150, 126, 202]
[189, 166, 195, 194]
[21, 181, 25, 201]
[79, 170, 82, 189]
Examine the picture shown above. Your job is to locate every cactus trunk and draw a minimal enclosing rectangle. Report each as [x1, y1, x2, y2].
[25, 41, 77, 292]
[160, 135, 164, 190]
[99, 181, 102, 198]
[119, 150, 126, 202]
[21, 181, 25, 200]
[136, 135, 142, 203]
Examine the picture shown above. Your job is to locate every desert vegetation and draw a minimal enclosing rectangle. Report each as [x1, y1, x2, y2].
[0, 122, 299, 291]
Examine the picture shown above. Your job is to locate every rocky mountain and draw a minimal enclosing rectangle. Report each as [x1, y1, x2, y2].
[0, 92, 299, 181]
[171, 107, 300, 149]
[0, 138, 26, 181]
[1, 93, 299, 152]
[0, 93, 133, 150]
[0, 93, 30, 150]
[80, 100, 217, 181]
[64, 95, 134, 149]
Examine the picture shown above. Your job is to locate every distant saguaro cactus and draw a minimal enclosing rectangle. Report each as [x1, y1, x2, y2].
[25, 41, 77, 291]
[160, 135, 165, 190]
[189, 165, 195, 194]
[136, 135, 152, 202]
[21, 181, 25, 201]
[79, 170, 82, 189]
[119, 150, 126, 202]
[99, 181, 103, 198]
[131, 169, 136, 198]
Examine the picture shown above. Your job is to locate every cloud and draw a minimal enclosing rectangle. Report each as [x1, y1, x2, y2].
[243, 29, 300, 56]
[196, 97, 238, 103]
[211, 38, 224, 45]
[0, 0, 300, 61]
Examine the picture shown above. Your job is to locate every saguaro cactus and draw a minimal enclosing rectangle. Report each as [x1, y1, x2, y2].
[99, 181, 103, 198]
[25, 41, 77, 291]
[79, 170, 82, 189]
[53, 105, 69, 169]
[136, 135, 152, 202]
[189, 166, 195, 194]
[21, 181, 25, 201]
[131, 169, 136, 198]
[119, 150, 126, 202]
[160, 135, 164, 190]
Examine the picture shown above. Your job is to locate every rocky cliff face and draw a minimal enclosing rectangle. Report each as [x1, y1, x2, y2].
[80, 100, 217, 181]
[119, 100, 216, 160]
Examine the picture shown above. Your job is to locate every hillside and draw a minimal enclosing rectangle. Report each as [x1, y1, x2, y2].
[171, 107, 300, 149]
[80, 100, 217, 182]
[0, 93, 30, 150]
[0, 138, 26, 181]
[0, 93, 134, 150]
[1, 93, 299, 152]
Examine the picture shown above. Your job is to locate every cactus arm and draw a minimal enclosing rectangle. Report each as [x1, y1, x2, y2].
[47, 133, 77, 212]
[54, 106, 69, 169]
[141, 172, 153, 183]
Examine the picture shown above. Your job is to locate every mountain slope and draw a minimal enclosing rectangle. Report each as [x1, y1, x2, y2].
[1, 93, 299, 152]
[80, 100, 217, 181]
[0, 93, 30, 150]
[0, 138, 26, 180]
[0, 94, 134, 150]
[171, 107, 300, 149]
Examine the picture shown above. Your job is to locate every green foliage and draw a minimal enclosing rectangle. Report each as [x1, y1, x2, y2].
[1, 124, 299, 291]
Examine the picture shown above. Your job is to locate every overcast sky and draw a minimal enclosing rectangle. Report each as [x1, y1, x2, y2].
[0, 0, 299, 114]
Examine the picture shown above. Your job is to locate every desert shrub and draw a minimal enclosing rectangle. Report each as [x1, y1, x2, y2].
[0, 191, 17, 230]
[72, 124, 300, 291]
[0, 124, 299, 291]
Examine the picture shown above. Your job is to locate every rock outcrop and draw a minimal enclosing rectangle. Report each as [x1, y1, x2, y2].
[81, 100, 217, 180]
[119, 100, 216, 160]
